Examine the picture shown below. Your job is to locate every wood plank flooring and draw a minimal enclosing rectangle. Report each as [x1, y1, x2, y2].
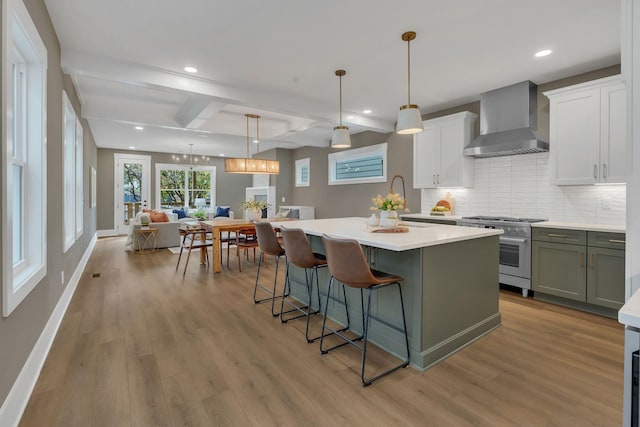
[19, 236, 624, 426]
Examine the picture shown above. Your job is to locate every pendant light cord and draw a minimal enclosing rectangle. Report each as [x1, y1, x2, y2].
[407, 36, 411, 105]
[339, 73, 343, 126]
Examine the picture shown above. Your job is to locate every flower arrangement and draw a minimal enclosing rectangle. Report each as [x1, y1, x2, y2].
[371, 192, 408, 212]
[241, 198, 269, 211]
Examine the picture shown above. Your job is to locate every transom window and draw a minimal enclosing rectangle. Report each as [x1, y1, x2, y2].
[328, 143, 387, 185]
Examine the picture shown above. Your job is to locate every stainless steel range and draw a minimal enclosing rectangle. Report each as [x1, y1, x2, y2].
[456, 216, 547, 297]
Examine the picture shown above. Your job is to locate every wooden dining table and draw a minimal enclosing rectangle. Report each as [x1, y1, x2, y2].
[201, 218, 293, 273]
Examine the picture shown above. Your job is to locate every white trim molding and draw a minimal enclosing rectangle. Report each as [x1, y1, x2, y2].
[0, 233, 97, 427]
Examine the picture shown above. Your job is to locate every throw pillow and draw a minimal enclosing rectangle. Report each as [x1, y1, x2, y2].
[173, 207, 187, 219]
[149, 211, 169, 222]
[275, 209, 290, 218]
[215, 206, 230, 218]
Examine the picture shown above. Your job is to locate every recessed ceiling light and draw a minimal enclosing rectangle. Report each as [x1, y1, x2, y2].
[184, 66, 198, 73]
[346, 115, 355, 120]
[129, 146, 136, 150]
[253, 139, 259, 144]
[135, 126, 144, 130]
[219, 154, 225, 157]
[535, 49, 552, 58]
[363, 109, 372, 114]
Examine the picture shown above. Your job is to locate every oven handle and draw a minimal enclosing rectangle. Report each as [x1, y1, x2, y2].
[500, 236, 528, 244]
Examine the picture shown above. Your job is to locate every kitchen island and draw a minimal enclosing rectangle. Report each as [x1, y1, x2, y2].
[280, 217, 503, 370]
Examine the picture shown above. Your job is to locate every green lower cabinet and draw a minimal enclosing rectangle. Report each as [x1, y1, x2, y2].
[532, 241, 586, 302]
[586, 246, 625, 309]
[532, 228, 625, 315]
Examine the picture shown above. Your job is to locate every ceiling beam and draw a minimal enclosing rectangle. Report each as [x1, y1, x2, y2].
[175, 97, 225, 129]
[61, 50, 395, 133]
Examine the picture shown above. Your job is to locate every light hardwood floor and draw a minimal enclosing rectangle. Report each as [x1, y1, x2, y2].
[19, 236, 623, 426]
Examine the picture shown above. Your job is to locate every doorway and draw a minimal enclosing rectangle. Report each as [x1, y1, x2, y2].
[114, 153, 151, 235]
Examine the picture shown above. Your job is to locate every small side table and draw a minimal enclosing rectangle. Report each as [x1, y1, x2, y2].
[133, 227, 158, 253]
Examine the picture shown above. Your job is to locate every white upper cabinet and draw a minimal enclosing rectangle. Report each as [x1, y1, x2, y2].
[413, 111, 477, 188]
[545, 75, 626, 185]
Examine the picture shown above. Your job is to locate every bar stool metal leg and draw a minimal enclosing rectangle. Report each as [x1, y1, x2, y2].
[280, 262, 326, 342]
[319, 277, 361, 354]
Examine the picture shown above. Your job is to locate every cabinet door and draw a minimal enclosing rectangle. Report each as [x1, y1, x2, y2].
[438, 121, 465, 187]
[586, 247, 625, 309]
[413, 126, 439, 188]
[551, 88, 601, 185]
[600, 83, 626, 183]
[532, 241, 586, 302]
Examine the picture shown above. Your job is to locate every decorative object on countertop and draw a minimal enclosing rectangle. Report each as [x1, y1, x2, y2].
[430, 192, 455, 216]
[367, 213, 379, 227]
[371, 192, 407, 213]
[380, 213, 399, 229]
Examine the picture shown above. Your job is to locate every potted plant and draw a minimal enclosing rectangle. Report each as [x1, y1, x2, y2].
[241, 198, 269, 221]
[371, 192, 409, 227]
[190, 208, 207, 221]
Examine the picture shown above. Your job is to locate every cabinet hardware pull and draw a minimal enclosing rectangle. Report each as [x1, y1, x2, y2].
[433, 174, 436, 185]
[437, 174, 440, 184]
[548, 233, 568, 238]
[580, 252, 584, 268]
[603, 163, 607, 179]
[609, 239, 625, 244]
[594, 164, 598, 179]
[589, 253, 594, 269]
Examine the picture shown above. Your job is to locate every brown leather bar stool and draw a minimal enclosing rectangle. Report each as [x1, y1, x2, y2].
[320, 234, 410, 386]
[280, 228, 328, 342]
[253, 222, 287, 316]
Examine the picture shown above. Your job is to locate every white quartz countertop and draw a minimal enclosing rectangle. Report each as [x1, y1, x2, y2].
[619, 289, 640, 328]
[400, 213, 464, 221]
[532, 221, 625, 233]
[279, 217, 502, 251]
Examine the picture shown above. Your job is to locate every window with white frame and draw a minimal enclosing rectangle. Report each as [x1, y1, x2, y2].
[328, 143, 387, 185]
[155, 163, 216, 210]
[2, 0, 48, 316]
[63, 91, 83, 252]
[295, 158, 310, 187]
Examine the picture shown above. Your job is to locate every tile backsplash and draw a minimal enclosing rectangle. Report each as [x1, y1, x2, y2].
[420, 152, 626, 225]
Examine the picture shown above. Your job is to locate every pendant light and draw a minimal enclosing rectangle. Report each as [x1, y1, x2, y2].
[396, 31, 423, 135]
[224, 114, 280, 174]
[331, 69, 351, 148]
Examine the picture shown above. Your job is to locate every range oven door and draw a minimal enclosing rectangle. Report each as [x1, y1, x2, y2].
[499, 236, 531, 281]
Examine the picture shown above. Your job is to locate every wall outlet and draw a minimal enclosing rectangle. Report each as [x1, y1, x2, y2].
[61, 271, 64, 285]
[601, 196, 611, 209]
[281, 196, 285, 202]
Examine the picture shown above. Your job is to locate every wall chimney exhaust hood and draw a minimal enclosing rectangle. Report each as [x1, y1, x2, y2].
[464, 81, 549, 157]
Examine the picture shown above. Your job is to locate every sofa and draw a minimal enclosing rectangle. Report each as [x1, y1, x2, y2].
[126, 207, 234, 250]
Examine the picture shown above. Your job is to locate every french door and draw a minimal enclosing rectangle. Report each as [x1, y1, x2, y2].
[114, 153, 151, 235]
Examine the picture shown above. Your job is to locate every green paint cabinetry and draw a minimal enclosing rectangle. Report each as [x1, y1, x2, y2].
[532, 227, 625, 315]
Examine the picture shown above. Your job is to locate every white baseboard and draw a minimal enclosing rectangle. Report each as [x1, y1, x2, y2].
[96, 229, 119, 237]
[0, 233, 98, 427]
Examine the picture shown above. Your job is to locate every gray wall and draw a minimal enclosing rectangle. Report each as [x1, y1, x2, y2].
[0, 0, 98, 407]
[97, 149, 253, 230]
[289, 65, 621, 219]
[260, 148, 293, 207]
[291, 131, 422, 218]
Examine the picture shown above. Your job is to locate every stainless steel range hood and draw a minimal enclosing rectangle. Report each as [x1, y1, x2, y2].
[464, 81, 549, 157]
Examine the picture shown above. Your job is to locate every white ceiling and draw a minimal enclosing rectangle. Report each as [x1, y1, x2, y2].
[44, 0, 621, 158]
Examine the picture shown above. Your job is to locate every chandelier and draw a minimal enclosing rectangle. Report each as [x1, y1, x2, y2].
[225, 114, 280, 174]
[172, 143, 210, 169]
